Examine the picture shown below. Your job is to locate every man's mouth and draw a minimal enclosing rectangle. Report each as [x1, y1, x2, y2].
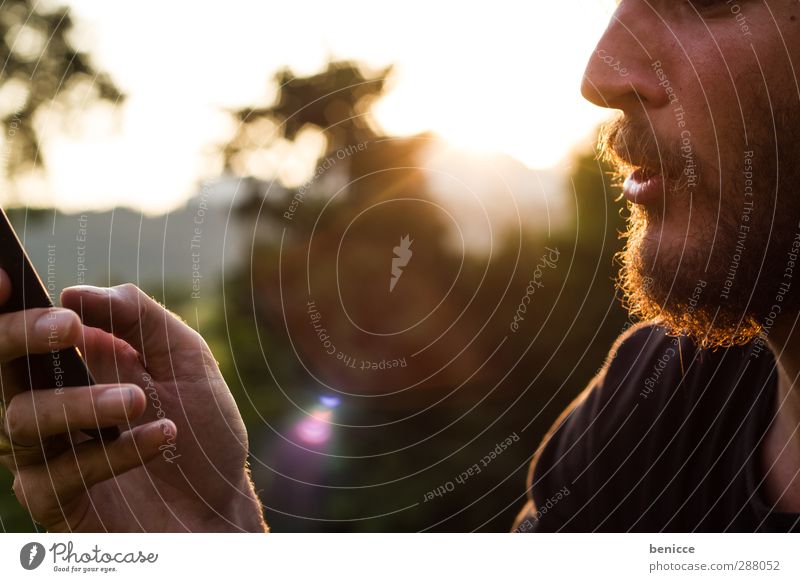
[623, 167, 664, 205]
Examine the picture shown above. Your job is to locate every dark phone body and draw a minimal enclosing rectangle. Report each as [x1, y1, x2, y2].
[0, 208, 119, 442]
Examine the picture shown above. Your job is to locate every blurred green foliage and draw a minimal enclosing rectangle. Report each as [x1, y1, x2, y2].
[184, 61, 632, 532]
[0, 54, 632, 532]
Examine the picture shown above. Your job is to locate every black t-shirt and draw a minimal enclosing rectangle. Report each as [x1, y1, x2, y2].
[514, 322, 800, 532]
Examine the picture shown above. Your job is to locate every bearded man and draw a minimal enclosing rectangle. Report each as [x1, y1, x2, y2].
[513, 0, 800, 532]
[1, 0, 799, 533]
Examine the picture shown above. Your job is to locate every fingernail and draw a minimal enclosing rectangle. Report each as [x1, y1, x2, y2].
[96, 386, 135, 416]
[35, 309, 76, 339]
[66, 285, 108, 296]
[149, 420, 174, 442]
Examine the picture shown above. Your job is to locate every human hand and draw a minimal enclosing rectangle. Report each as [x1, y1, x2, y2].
[0, 270, 267, 532]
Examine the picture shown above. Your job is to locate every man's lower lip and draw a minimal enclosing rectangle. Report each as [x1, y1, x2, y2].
[623, 171, 664, 204]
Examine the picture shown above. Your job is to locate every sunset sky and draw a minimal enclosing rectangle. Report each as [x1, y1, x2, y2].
[26, 0, 616, 213]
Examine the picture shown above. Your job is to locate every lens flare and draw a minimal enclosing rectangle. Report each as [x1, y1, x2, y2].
[295, 408, 333, 445]
[319, 395, 341, 408]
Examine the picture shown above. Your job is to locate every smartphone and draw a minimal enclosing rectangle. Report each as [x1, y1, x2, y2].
[0, 208, 119, 443]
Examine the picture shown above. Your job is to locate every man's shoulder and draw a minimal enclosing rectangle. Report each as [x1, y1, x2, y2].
[585, 320, 689, 412]
[556, 321, 688, 446]
[519, 320, 776, 531]
[599, 319, 771, 399]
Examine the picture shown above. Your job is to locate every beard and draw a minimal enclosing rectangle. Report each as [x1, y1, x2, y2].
[600, 112, 800, 350]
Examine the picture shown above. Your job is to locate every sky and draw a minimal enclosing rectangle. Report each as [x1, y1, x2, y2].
[20, 0, 617, 213]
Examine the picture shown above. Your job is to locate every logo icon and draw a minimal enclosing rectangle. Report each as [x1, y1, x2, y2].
[20, 542, 45, 570]
[390, 234, 413, 292]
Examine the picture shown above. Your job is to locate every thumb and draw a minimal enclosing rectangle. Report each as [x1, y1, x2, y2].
[60, 283, 201, 367]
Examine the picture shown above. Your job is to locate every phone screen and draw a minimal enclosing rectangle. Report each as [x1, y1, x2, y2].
[0, 208, 119, 442]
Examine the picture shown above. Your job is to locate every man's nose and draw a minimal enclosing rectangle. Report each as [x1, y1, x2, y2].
[580, 3, 671, 111]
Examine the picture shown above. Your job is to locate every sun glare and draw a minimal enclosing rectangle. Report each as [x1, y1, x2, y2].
[13, 0, 616, 212]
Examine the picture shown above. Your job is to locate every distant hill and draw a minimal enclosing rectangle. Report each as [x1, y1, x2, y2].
[7, 148, 565, 299]
[7, 188, 250, 300]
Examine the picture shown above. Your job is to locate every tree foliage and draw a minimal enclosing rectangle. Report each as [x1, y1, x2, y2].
[0, 0, 122, 178]
[224, 60, 390, 171]
[217, 60, 631, 532]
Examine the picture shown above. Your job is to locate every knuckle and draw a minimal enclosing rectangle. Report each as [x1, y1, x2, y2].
[110, 283, 149, 337]
[114, 283, 148, 315]
[114, 282, 138, 295]
[49, 456, 82, 493]
[118, 341, 141, 362]
[82, 441, 124, 484]
[16, 473, 56, 524]
[114, 282, 143, 302]
[36, 401, 61, 432]
[3, 396, 26, 437]
[12, 474, 31, 511]
[184, 325, 205, 347]
[74, 460, 100, 488]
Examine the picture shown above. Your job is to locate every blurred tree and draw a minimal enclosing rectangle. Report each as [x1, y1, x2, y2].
[0, 0, 123, 181]
[227, 62, 485, 395]
[219, 58, 632, 532]
[224, 61, 390, 172]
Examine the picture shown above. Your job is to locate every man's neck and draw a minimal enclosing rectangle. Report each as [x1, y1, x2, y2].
[762, 318, 800, 512]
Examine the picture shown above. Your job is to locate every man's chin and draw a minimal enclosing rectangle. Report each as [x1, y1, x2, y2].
[617, 240, 764, 350]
